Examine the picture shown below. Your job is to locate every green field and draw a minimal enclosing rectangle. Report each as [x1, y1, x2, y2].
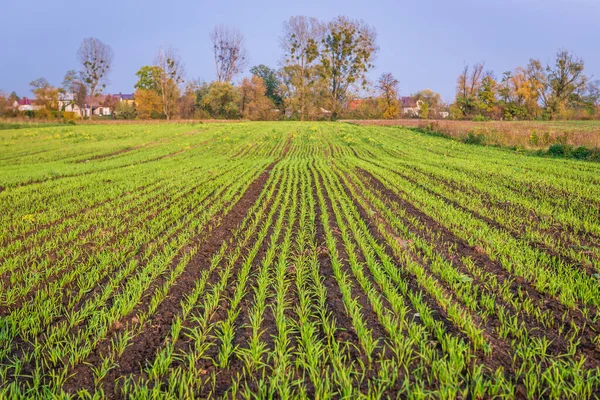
[2, 122, 600, 398]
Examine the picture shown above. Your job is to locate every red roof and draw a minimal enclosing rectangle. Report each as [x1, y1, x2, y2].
[17, 97, 34, 106]
[348, 99, 363, 111]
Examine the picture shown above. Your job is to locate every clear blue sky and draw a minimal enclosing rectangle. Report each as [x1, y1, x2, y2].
[2, 0, 598, 102]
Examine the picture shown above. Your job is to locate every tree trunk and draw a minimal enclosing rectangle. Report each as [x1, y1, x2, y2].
[88, 89, 94, 120]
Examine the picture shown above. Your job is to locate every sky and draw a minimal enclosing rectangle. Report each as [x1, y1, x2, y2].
[2, 0, 599, 102]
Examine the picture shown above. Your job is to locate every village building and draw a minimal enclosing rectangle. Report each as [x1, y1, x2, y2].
[57, 93, 135, 117]
[12, 97, 42, 112]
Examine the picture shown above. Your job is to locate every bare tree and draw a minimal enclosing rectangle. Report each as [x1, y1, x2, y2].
[456, 62, 485, 117]
[154, 46, 185, 119]
[377, 73, 399, 106]
[279, 16, 324, 120]
[210, 25, 247, 83]
[377, 73, 400, 118]
[77, 37, 114, 119]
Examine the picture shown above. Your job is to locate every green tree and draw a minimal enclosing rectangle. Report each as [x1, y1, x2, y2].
[319, 16, 378, 119]
[202, 81, 241, 119]
[135, 66, 162, 91]
[477, 75, 498, 117]
[135, 50, 184, 121]
[250, 65, 283, 108]
[419, 102, 430, 119]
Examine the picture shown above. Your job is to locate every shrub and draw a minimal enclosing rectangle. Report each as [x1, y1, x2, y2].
[35, 108, 52, 119]
[114, 102, 137, 120]
[62, 112, 78, 122]
[571, 146, 592, 160]
[547, 143, 571, 156]
[462, 131, 486, 145]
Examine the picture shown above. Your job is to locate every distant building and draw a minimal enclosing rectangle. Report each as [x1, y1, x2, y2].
[400, 97, 449, 119]
[401, 97, 423, 117]
[117, 93, 135, 106]
[58, 93, 83, 116]
[12, 97, 42, 112]
[85, 95, 112, 117]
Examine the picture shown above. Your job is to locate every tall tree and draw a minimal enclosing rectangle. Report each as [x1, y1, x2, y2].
[280, 16, 323, 120]
[77, 37, 114, 119]
[527, 50, 587, 119]
[318, 16, 378, 119]
[377, 72, 399, 119]
[210, 25, 247, 83]
[154, 47, 185, 119]
[250, 65, 283, 108]
[499, 67, 541, 119]
[134, 66, 162, 91]
[455, 62, 485, 118]
[477, 74, 498, 118]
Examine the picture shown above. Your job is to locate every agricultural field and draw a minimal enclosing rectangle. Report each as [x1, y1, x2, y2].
[1, 122, 600, 398]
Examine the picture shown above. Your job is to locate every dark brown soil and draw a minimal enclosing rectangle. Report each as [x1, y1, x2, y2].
[354, 167, 600, 370]
[313, 167, 388, 355]
[60, 162, 277, 397]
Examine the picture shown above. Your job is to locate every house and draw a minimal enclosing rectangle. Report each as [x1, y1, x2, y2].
[58, 93, 84, 116]
[401, 97, 423, 117]
[57, 94, 112, 117]
[117, 93, 135, 106]
[401, 96, 450, 119]
[85, 95, 113, 117]
[12, 97, 42, 112]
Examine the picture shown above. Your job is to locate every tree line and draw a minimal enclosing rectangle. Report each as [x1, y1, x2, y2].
[453, 51, 599, 120]
[1, 15, 598, 121]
